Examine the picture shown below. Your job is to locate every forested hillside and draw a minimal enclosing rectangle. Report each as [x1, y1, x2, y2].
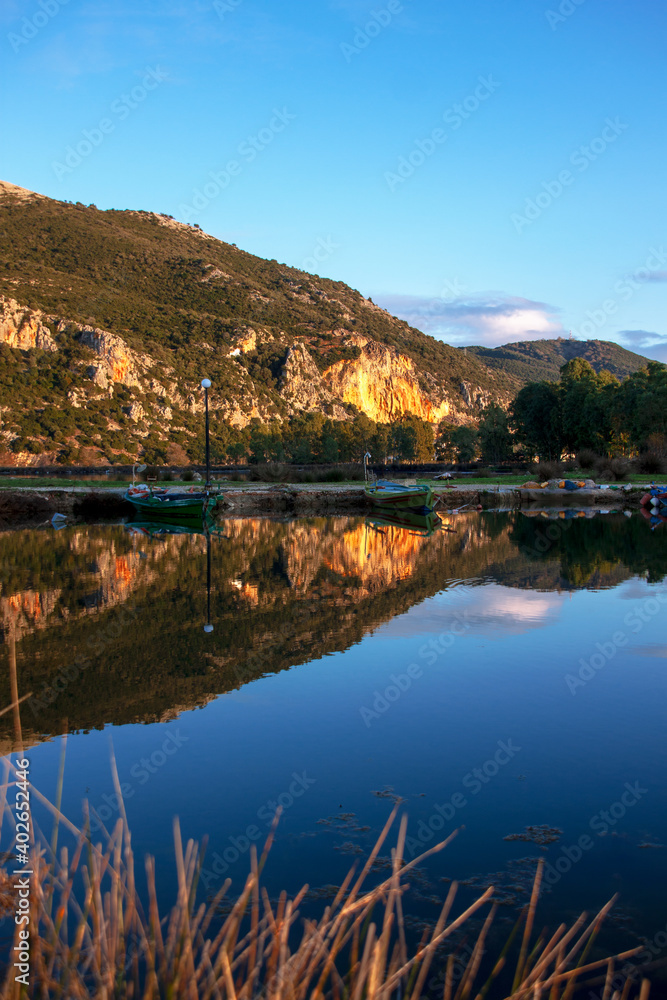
[0, 181, 512, 465]
[467, 337, 648, 384]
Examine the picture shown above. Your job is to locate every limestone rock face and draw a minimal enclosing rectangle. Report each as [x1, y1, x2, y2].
[86, 365, 109, 389]
[279, 343, 349, 419]
[78, 327, 143, 387]
[228, 330, 257, 356]
[0, 293, 504, 439]
[459, 381, 493, 410]
[322, 336, 454, 424]
[67, 388, 86, 408]
[0, 296, 57, 352]
[122, 402, 145, 422]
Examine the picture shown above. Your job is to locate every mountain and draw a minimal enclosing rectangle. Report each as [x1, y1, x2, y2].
[465, 337, 650, 385]
[0, 181, 514, 465]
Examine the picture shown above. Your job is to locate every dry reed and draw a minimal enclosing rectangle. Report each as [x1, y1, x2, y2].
[0, 756, 654, 1000]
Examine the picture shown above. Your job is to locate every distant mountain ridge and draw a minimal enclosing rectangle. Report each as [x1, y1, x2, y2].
[465, 337, 649, 384]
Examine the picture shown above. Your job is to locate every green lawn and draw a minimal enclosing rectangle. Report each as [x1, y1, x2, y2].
[0, 477, 130, 489]
[0, 473, 661, 491]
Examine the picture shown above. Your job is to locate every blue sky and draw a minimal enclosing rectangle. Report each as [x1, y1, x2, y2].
[1, 0, 665, 358]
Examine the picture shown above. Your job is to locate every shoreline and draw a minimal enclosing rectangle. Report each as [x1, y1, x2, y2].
[0, 483, 650, 528]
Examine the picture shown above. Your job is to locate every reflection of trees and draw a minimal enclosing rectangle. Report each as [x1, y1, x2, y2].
[509, 514, 667, 587]
[0, 513, 664, 748]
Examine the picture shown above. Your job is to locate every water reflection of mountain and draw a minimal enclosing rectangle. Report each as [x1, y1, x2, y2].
[0, 513, 664, 747]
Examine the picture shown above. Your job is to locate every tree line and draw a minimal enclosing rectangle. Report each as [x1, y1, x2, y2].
[509, 358, 667, 461]
[210, 358, 667, 468]
[207, 411, 437, 465]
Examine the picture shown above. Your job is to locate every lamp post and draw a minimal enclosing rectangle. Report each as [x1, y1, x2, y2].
[201, 378, 211, 489]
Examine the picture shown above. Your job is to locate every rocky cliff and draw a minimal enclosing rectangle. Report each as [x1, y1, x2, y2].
[0, 296, 57, 353]
[0, 180, 514, 464]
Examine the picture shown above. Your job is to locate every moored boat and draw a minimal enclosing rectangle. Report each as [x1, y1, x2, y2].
[124, 484, 215, 519]
[125, 376, 221, 521]
[365, 479, 434, 513]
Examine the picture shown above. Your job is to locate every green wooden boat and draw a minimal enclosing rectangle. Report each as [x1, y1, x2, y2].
[124, 485, 215, 519]
[365, 479, 434, 513]
[125, 377, 220, 522]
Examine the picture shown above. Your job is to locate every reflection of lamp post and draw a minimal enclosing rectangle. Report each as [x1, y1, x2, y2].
[132, 462, 147, 485]
[201, 378, 211, 490]
[203, 529, 214, 633]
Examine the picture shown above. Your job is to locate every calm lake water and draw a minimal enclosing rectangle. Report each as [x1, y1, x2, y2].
[2, 511, 666, 979]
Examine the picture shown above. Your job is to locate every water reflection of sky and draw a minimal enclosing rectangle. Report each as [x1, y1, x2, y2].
[6, 517, 667, 957]
[376, 584, 567, 637]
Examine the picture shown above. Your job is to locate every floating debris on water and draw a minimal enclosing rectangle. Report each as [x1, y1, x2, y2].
[303, 884, 341, 902]
[334, 841, 364, 855]
[453, 857, 542, 907]
[503, 825, 563, 846]
[316, 812, 371, 834]
[371, 785, 404, 803]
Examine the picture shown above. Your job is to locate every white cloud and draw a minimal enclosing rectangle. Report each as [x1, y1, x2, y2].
[377, 584, 565, 639]
[373, 291, 565, 348]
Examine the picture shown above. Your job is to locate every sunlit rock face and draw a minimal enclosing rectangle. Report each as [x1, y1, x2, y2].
[323, 337, 457, 424]
[0, 296, 57, 352]
[0, 294, 495, 432]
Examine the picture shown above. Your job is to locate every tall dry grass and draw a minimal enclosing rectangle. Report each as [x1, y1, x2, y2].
[0, 754, 654, 999]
